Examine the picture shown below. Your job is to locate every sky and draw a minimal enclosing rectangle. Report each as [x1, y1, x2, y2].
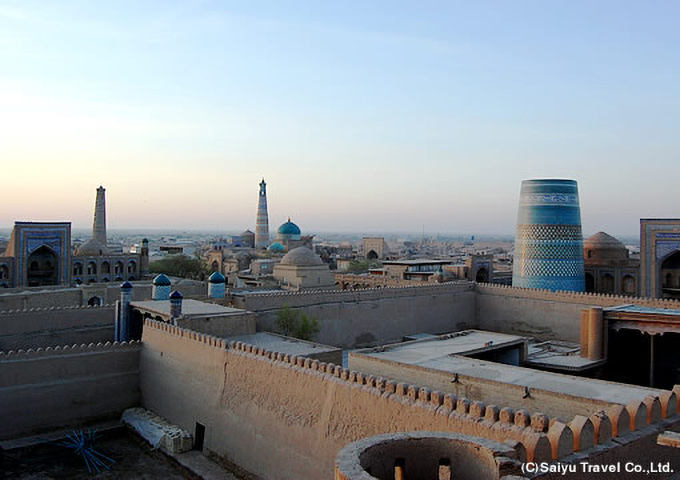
[1, 1, 679, 236]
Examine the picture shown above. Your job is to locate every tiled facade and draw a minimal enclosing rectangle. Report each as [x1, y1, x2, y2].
[512, 179, 585, 291]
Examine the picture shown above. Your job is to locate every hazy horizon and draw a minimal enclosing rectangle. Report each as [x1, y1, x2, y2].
[2, 1, 678, 236]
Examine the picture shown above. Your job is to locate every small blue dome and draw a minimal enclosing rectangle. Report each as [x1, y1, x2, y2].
[277, 219, 301, 236]
[121, 281, 133, 289]
[153, 274, 171, 286]
[268, 242, 285, 252]
[169, 290, 183, 299]
[208, 271, 226, 283]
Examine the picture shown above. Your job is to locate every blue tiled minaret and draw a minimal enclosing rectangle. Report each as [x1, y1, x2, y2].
[255, 178, 269, 249]
[512, 179, 585, 291]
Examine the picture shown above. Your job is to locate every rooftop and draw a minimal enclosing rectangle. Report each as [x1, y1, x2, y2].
[525, 340, 604, 372]
[130, 299, 245, 319]
[226, 332, 340, 357]
[353, 331, 666, 405]
[382, 259, 453, 266]
[357, 330, 526, 363]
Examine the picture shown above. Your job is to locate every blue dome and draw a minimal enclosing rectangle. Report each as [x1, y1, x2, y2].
[208, 271, 226, 283]
[169, 290, 183, 300]
[277, 219, 301, 236]
[268, 242, 285, 252]
[153, 274, 171, 286]
[121, 281, 133, 289]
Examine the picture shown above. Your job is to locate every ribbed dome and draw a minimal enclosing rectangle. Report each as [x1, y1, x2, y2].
[75, 239, 109, 256]
[584, 232, 624, 248]
[584, 232, 628, 261]
[280, 246, 323, 266]
[208, 271, 226, 283]
[153, 274, 172, 286]
[278, 219, 301, 236]
[268, 242, 285, 252]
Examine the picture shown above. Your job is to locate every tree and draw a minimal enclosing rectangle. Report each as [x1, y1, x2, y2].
[150, 254, 209, 280]
[347, 260, 382, 274]
[275, 306, 320, 341]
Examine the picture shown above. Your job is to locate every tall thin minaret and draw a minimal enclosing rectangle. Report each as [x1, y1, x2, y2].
[255, 179, 269, 248]
[93, 186, 107, 246]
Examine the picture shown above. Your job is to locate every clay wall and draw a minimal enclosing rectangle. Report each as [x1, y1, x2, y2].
[175, 312, 257, 338]
[144, 320, 680, 479]
[140, 320, 550, 479]
[0, 281, 206, 310]
[0, 341, 141, 440]
[0, 305, 115, 350]
[476, 284, 680, 342]
[235, 282, 477, 347]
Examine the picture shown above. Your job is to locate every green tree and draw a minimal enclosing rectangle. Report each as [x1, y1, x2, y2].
[275, 306, 321, 341]
[150, 255, 209, 280]
[347, 260, 382, 274]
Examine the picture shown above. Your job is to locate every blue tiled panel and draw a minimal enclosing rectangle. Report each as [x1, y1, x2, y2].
[512, 179, 585, 292]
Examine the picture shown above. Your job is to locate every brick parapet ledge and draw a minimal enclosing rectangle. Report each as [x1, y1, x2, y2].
[476, 283, 680, 309]
[240, 280, 474, 299]
[0, 340, 141, 358]
[0, 304, 115, 315]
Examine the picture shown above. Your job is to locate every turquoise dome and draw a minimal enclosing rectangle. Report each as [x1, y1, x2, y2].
[268, 242, 285, 252]
[153, 274, 171, 286]
[277, 219, 301, 236]
[208, 271, 226, 283]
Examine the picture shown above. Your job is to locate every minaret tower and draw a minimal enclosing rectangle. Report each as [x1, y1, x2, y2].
[93, 186, 107, 245]
[255, 178, 269, 248]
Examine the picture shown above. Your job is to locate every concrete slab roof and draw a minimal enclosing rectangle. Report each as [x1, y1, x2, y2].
[227, 332, 340, 357]
[358, 330, 526, 364]
[382, 259, 452, 265]
[525, 340, 604, 372]
[131, 299, 246, 318]
[354, 330, 666, 405]
[410, 355, 666, 405]
[606, 304, 680, 317]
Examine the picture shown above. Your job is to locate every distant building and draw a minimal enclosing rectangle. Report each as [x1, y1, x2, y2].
[362, 237, 387, 260]
[273, 247, 334, 291]
[380, 259, 453, 282]
[255, 179, 269, 249]
[640, 219, 680, 299]
[0, 187, 147, 288]
[272, 218, 313, 252]
[444, 255, 495, 284]
[583, 232, 639, 296]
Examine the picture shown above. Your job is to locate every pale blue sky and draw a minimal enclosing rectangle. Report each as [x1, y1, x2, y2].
[1, 1, 678, 235]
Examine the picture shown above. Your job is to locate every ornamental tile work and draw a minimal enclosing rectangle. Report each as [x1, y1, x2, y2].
[513, 179, 585, 292]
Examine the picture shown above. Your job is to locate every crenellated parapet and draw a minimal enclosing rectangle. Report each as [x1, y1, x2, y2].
[476, 283, 680, 309]
[142, 319, 678, 463]
[0, 339, 141, 358]
[0, 303, 114, 315]
[238, 281, 474, 311]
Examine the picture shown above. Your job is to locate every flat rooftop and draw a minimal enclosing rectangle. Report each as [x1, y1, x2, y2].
[382, 259, 452, 266]
[605, 304, 680, 317]
[352, 333, 666, 405]
[525, 340, 604, 372]
[358, 330, 526, 364]
[227, 332, 340, 357]
[130, 299, 247, 319]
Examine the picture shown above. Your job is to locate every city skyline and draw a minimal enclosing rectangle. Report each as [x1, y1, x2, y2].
[2, 1, 679, 235]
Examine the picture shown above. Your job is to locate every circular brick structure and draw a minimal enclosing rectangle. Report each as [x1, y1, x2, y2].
[334, 431, 523, 480]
